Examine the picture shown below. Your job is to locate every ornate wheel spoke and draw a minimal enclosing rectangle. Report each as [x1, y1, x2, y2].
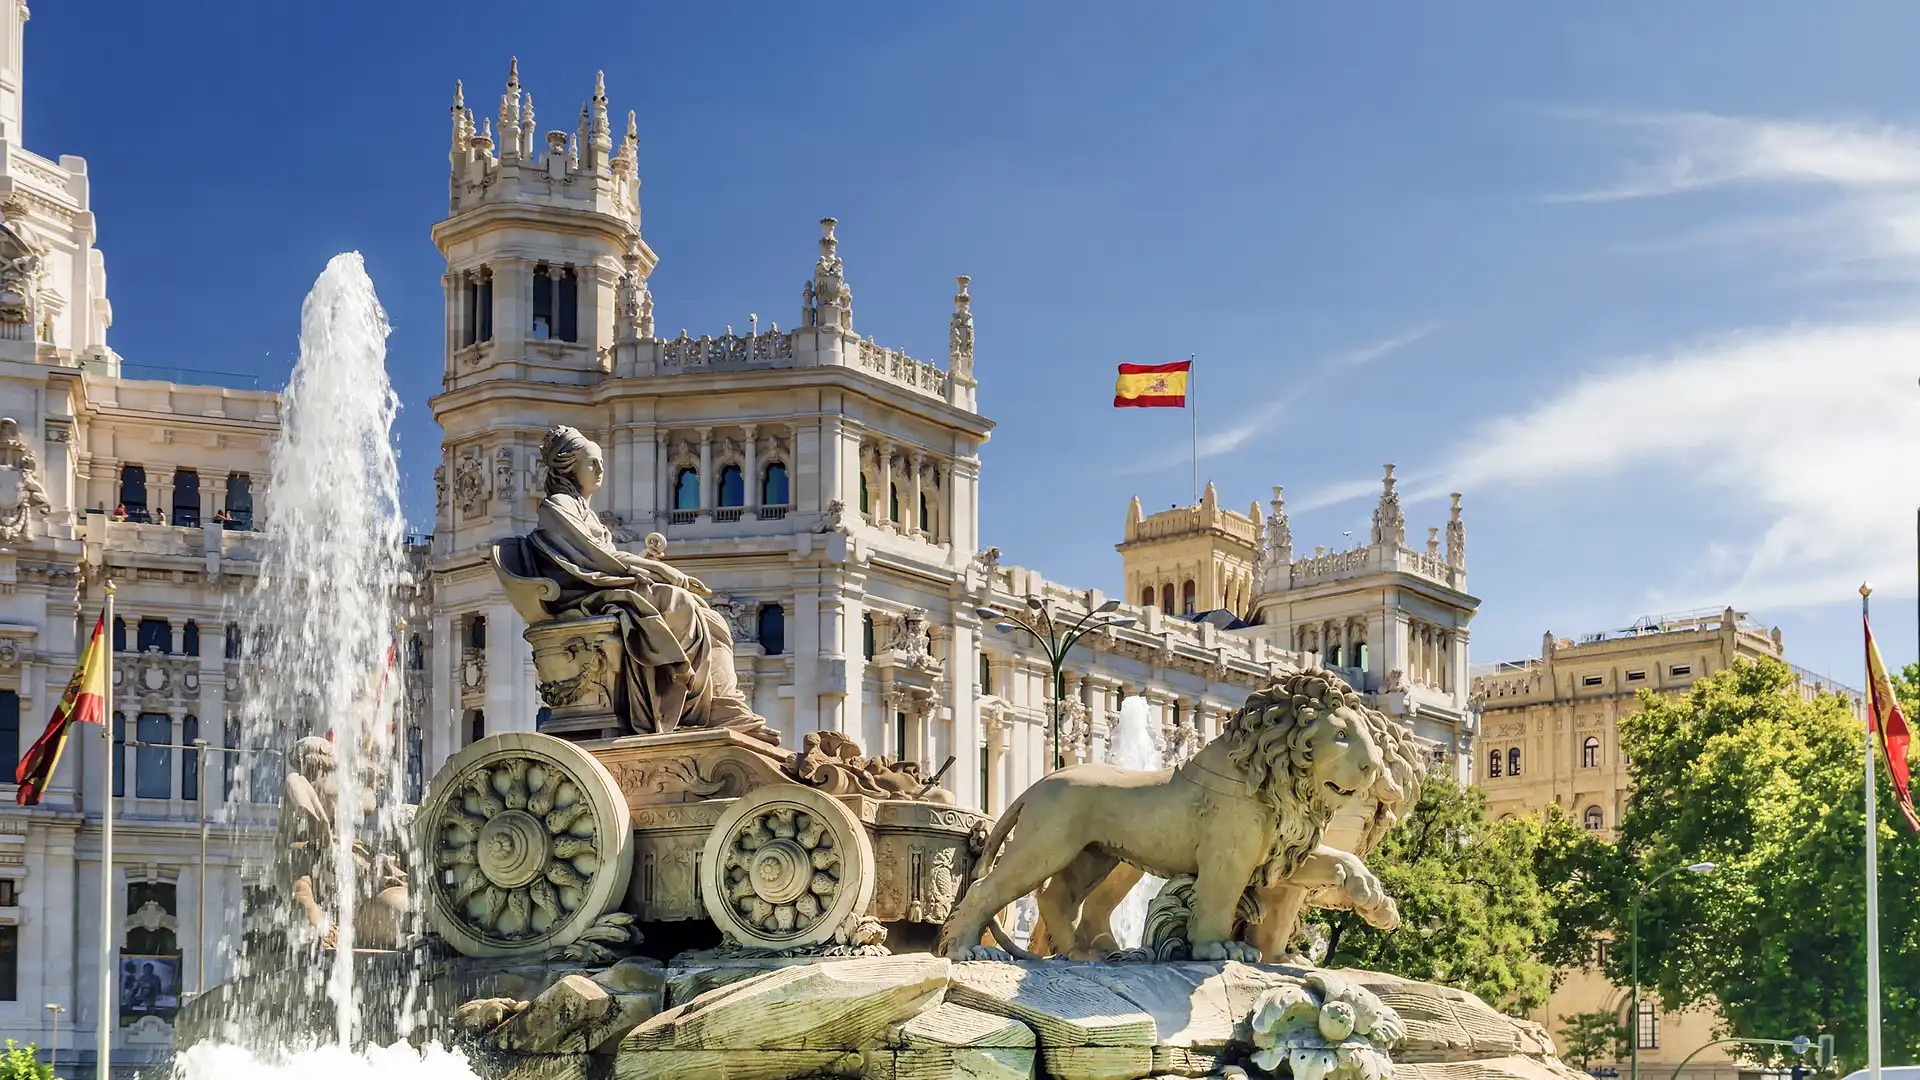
[417, 733, 632, 958]
[700, 786, 875, 952]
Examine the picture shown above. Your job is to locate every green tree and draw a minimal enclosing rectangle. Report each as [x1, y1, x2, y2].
[1606, 657, 1919, 1073]
[1306, 776, 1560, 1012]
[0, 1040, 51, 1080]
[1558, 1009, 1628, 1072]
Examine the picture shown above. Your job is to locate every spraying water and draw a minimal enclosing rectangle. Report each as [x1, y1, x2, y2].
[1106, 696, 1166, 948]
[178, 255, 473, 1076]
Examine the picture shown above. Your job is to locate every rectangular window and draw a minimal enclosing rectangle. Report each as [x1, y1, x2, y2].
[224, 715, 240, 801]
[1671, 665, 1692, 678]
[1637, 1001, 1660, 1049]
[0, 690, 17, 775]
[532, 264, 554, 340]
[135, 712, 172, 799]
[0, 926, 16, 1001]
[894, 712, 907, 761]
[557, 267, 579, 342]
[113, 713, 126, 798]
[181, 715, 200, 802]
[1626, 670, 1647, 682]
[1581, 674, 1604, 687]
[172, 468, 201, 527]
[979, 744, 991, 810]
[137, 618, 172, 654]
[0, 880, 16, 906]
[979, 653, 992, 696]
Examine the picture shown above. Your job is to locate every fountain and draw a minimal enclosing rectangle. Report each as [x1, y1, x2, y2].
[1103, 695, 1166, 949]
[169, 259, 1588, 1080]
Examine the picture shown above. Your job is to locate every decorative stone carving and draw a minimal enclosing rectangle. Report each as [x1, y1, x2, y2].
[454, 451, 488, 515]
[526, 615, 622, 733]
[642, 532, 667, 560]
[0, 216, 41, 329]
[596, 510, 637, 543]
[887, 607, 935, 669]
[785, 730, 954, 803]
[415, 732, 634, 958]
[1246, 971, 1404, 1080]
[276, 737, 413, 952]
[940, 669, 1406, 963]
[970, 546, 1001, 577]
[698, 784, 875, 952]
[949, 275, 974, 382]
[494, 447, 517, 503]
[706, 595, 758, 645]
[490, 426, 775, 742]
[434, 465, 447, 512]
[810, 499, 847, 534]
[0, 419, 50, 545]
[1371, 464, 1405, 547]
[1381, 669, 1408, 694]
[803, 217, 853, 332]
[0, 640, 20, 668]
[1447, 492, 1467, 569]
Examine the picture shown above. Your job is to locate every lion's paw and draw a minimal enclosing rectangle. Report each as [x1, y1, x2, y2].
[1191, 939, 1262, 963]
[1360, 896, 1400, 931]
[955, 945, 1014, 962]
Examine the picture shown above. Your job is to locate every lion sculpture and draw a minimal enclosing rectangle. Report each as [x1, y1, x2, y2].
[939, 669, 1405, 962]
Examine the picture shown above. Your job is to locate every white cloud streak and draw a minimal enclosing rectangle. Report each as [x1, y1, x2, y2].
[1304, 111, 1920, 610]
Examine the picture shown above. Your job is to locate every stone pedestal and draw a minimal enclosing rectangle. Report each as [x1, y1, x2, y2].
[526, 614, 625, 739]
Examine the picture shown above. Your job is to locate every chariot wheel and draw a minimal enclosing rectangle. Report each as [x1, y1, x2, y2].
[700, 785, 875, 951]
[416, 732, 633, 957]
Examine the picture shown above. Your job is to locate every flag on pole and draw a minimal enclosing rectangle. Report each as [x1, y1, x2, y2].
[1113, 361, 1191, 408]
[16, 613, 110, 806]
[1863, 610, 1920, 832]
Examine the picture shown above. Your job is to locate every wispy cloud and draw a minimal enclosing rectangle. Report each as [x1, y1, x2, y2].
[1113, 325, 1437, 475]
[1301, 110, 1920, 609]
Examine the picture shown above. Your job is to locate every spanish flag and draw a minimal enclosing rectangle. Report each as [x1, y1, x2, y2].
[1864, 611, 1920, 832]
[16, 613, 109, 807]
[1113, 361, 1191, 408]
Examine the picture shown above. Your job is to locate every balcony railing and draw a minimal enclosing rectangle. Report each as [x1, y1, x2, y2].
[713, 507, 745, 523]
[757, 505, 791, 520]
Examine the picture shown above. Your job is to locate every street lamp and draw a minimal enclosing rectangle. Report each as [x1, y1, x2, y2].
[44, 1003, 62, 1077]
[1631, 862, 1717, 1080]
[977, 595, 1137, 771]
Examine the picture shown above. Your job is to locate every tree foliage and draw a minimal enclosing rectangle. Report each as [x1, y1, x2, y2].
[1306, 775, 1571, 1012]
[0, 1040, 50, 1080]
[1558, 1009, 1628, 1071]
[1599, 657, 1918, 1073]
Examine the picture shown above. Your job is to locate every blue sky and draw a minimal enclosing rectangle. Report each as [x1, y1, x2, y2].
[26, 1, 1920, 681]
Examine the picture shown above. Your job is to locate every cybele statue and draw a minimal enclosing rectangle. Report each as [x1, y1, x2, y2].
[492, 425, 776, 742]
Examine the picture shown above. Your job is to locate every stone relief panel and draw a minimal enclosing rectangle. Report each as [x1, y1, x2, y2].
[0, 418, 51, 544]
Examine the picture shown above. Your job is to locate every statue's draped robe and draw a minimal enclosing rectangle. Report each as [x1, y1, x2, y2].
[526, 492, 770, 739]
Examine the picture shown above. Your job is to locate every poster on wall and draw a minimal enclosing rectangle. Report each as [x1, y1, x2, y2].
[118, 953, 181, 1021]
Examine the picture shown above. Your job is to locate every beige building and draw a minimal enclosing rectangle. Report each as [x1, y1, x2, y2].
[0, 3, 282, 1072]
[1119, 483, 1262, 620]
[1472, 608, 1862, 1080]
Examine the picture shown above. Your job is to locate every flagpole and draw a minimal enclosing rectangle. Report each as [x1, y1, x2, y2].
[97, 580, 115, 1080]
[1188, 354, 1198, 507]
[1862, 582, 1883, 1080]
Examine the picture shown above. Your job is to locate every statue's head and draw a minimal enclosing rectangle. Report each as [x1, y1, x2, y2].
[541, 426, 604, 499]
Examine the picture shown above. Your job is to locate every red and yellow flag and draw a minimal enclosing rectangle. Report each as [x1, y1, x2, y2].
[1114, 361, 1190, 408]
[1864, 611, 1920, 833]
[16, 613, 109, 807]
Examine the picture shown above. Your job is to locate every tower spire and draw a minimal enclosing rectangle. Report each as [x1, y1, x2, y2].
[1370, 464, 1405, 547]
[450, 80, 469, 157]
[949, 275, 974, 383]
[1446, 492, 1466, 569]
[590, 71, 613, 170]
[498, 57, 522, 160]
[520, 92, 536, 163]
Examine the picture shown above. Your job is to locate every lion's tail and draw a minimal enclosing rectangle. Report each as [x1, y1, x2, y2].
[946, 789, 1045, 962]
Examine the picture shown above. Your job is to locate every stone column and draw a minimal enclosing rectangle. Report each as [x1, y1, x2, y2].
[908, 451, 924, 536]
[696, 427, 714, 520]
[153, 469, 172, 524]
[655, 431, 671, 520]
[879, 443, 894, 529]
[743, 424, 760, 510]
[201, 622, 227, 804]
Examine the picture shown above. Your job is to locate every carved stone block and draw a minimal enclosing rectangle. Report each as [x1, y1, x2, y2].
[621, 955, 949, 1053]
[525, 616, 625, 737]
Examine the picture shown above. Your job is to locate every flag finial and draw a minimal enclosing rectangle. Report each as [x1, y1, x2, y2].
[1861, 582, 1874, 598]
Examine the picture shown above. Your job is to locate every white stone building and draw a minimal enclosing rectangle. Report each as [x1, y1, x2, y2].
[0, 3, 281, 1073]
[418, 62, 1485, 809]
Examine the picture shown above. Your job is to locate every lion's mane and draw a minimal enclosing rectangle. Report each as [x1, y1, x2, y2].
[1220, 669, 1386, 887]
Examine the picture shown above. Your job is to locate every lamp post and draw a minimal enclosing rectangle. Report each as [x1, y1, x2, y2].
[1631, 861, 1717, 1080]
[44, 1003, 61, 1077]
[977, 596, 1137, 771]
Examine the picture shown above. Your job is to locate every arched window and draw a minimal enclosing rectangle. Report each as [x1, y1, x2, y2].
[468, 616, 487, 650]
[137, 618, 172, 654]
[1354, 642, 1369, 671]
[1635, 1001, 1660, 1049]
[674, 468, 700, 511]
[919, 492, 930, 533]
[182, 620, 200, 657]
[762, 462, 789, 506]
[757, 604, 786, 656]
[859, 474, 870, 515]
[119, 465, 149, 520]
[1487, 749, 1502, 778]
[1140, 587, 1155, 607]
[1181, 580, 1196, 616]
[1582, 736, 1600, 769]
[1328, 645, 1342, 667]
[862, 613, 875, 660]
[718, 465, 745, 508]
[889, 483, 901, 523]
[1161, 584, 1174, 613]
[979, 653, 992, 696]
[1584, 805, 1605, 831]
[1507, 747, 1522, 777]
